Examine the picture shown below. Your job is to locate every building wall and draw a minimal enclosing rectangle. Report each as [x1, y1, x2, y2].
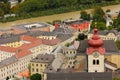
[32, 27, 50, 32]
[60, 36, 75, 46]
[0, 51, 15, 62]
[12, 28, 27, 34]
[62, 49, 76, 58]
[30, 62, 48, 76]
[30, 45, 55, 58]
[105, 54, 120, 68]
[5, 41, 23, 48]
[88, 54, 104, 72]
[0, 62, 18, 80]
[0, 54, 33, 80]
[37, 36, 56, 40]
[88, 33, 117, 41]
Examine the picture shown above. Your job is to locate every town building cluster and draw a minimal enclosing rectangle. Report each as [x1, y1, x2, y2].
[30, 27, 120, 80]
[0, 19, 120, 80]
[0, 22, 76, 80]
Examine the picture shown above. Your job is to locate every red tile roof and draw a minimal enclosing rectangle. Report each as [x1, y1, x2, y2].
[0, 46, 17, 53]
[15, 50, 32, 58]
[40, 38, 61, 46]
[0, 35, 61, 59]
[20, 35, 38, 43]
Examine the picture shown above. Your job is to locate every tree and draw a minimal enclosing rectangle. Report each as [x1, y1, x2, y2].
[106, 9, 111, 13]
[0, 9, 4, 17]
[30, 73, 41, 80]
[0, 2, 10, 14]
[65, 42, 70, 47]
[113, 12, 120, 30]
[91, 22, 107, 30]
[92, 6, 105, 22]
[117, 25, 120, 31]
[77, 33, 86, 41]
[18, 0, 22, 3]
[107, 26, 113, 30]
[80, 10, 90, 20]
[0, 0, 7, 3]
[113, 78, 120, 80]
[28, 64, 31, 75]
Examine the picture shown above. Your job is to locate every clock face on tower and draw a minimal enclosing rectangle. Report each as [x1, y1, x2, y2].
[93, 51, 99, 58]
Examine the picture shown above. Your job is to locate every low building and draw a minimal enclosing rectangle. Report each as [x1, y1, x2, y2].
[11, 22, 55, 34]
[8, 0, 18, 8]
[0, 26, 75, 80]
[0, 46, 16, 62]
[88, 30, 118, 41]
[62, 46, 77, 69]
[64, 19, 90, 32]
[0, 50, 32, 80]
[47, 72, 112, 80]
[30, 54, 55, 79]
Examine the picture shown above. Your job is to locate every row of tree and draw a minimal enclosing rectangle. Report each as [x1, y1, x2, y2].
[0, 0, 22, 17]
[0, 0, 119, 21]
[11, 0, 118, 14]
[0, 2, 10, 17]
[80, 5, 120, 31]
[80, 6, 107, 30]
[113, 12, 120, 31]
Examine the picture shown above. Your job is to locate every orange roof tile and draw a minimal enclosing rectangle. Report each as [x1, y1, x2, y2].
[20, 35, 38, 43]
[39, 38, 61, 46]
[18, 69, 30, 78]
[15, 50, 32, 58]
[0, 46, 17, 53]
[0, 35, 61, 59]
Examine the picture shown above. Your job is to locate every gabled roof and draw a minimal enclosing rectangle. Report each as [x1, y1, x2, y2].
[15, 50, 32, 58]
[41, 38, 61, 46]
[0, 46, 17, 53]
[25, 31, 56, 37]
[57, 34, 73, 41]
[31, 54, 54, 63]
[20, 35, 39, 42]
[0, 56, 18, 68]
[0, 35, 20, 44]
[89, 29, 118, 36]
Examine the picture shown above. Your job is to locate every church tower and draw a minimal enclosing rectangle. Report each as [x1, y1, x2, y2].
[87, 28, 105, 72]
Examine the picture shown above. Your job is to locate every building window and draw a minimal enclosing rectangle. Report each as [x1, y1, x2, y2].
[93, 60, 99, 65]
[36, 64, 38, 66]
[93, 60, 95, 65]
[97, 60, 99, 65]
[36, 69, 39, 72]
[45, 64, 46, 67]
[69, 61, 72, 64]
[32, 68, 34, 72]
[41, 64, 42, 67]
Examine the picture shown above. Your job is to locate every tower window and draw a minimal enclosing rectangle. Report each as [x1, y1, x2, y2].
[97, 60, 99, 65]
[93, 60, 99, 65]
[93, 60, 95, 65]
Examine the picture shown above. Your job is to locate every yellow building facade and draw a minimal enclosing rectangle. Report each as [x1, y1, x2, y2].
[30, 54, 54, 80]
[105, 54, 120, 68]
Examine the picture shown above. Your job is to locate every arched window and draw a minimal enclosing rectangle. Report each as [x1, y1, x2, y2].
[97, 60, 99, 65]
[93, 60, 95, 65]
